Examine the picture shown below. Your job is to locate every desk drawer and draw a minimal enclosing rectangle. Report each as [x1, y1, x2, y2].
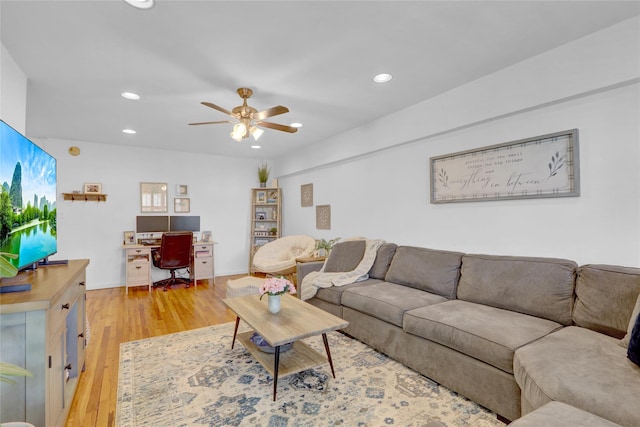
[193, 258, 213, 279]
[127, 263, 149, 284]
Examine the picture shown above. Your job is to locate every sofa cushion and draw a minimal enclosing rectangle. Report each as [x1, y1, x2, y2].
[368, 243, 397, 279]
[313, 278, 382, 306]
[404, 300, 562, 373]
[509, 401, 622, 427]
[628, 313, 640, 367]
[384, 246, 463, 299]
[323, 240, 366, 272]
[514, 326, 640, 427]
[574, 264, 640, 339]
[341, 282, 447, 327]
[457, 254, 576, 325]
[620, 293, 640, 348]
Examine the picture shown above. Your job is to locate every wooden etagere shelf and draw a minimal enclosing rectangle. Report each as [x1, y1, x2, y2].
[249, 187, 281, 273]
[62, 193, 107, 202]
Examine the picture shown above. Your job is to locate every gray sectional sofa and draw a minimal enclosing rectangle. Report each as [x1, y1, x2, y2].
[297, 242, 640, 426]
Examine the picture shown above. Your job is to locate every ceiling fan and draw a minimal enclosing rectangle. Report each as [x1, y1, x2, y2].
[189, 88, 298, 142]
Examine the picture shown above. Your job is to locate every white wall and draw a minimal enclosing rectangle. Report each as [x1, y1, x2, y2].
[38, 139, 262, 289]
[1, 43, 27, 132]
[277, 17, 640, 267]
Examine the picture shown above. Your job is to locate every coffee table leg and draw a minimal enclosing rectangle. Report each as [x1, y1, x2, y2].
[322, 333, 336, 378]
[273, 345, 281, 401]
[231, 316, 240, 349]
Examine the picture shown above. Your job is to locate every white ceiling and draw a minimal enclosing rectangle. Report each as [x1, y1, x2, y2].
[2, 1, 639, 159]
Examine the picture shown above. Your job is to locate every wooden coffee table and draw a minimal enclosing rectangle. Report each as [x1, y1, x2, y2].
[223, 293, 349, 400]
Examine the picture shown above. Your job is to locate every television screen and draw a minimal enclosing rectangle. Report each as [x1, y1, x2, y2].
[170, 215, 200, 232]
[136, 215, 170, 233]
[0, 119, 58, 272]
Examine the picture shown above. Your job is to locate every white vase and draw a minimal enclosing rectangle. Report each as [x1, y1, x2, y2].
[268, 295, 281, 314]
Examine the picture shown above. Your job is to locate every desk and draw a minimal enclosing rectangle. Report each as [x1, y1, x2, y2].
[122, 242, 215, 294]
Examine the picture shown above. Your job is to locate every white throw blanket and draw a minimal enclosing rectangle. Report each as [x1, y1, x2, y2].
[300, 239, 385, 300]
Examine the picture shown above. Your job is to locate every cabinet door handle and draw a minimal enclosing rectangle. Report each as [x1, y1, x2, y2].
[78, 333, 84, 339]
[65, 364, 72, 371]
[79, 281, 86, 286]
[61, 303, 70, 310]
[135, 266, 142, 270]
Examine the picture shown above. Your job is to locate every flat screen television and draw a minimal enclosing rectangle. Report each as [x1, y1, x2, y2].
[0, 119, 58, 273]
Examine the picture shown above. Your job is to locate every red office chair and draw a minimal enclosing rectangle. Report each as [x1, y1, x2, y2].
[152, 231, 193, 291]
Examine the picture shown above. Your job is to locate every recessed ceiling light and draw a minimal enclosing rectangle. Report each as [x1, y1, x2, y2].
[121, 92, 140, 100]
[122, 129, 136, 134]
[291, 122, 303, 128]
[373, 73, 393, 83]
[251, 145, 261, 149]
[124, 0, 154, 10]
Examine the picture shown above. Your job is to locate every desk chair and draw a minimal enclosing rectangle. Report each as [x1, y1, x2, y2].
[152, 231, 193, 291]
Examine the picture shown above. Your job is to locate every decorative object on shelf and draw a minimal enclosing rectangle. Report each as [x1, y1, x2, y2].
[255, 211, 266, 220]
[430, 129, 580, 204]
[176, 184, 188, 196]
[174, 197, 190, 213]
[259, 277, 296, 314]
[83, 182, 102, 194]
[201, 231, 212, 242]
[248, 332, 293, 353]
[123, 231, 135, 245]
[267, 190, 278, 203]
[255, 190, 267, 203]
[301, 183, 313, 207]
[315, 237, 340, 257]
[316, 204, 331, 229]
[257, 162, 270, 188]
[140, 182, 168, 213]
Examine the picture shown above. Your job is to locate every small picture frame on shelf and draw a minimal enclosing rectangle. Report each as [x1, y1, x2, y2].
[123, 231, 135, 245]
[176, 184, 188, 196]
[84, 183, 102, 194]
[201, 230, 212, 242]
[174, 197, 190, 213]
[256, 190, 266, 203]
[267, 190, 278, 203]
[255, 211, 266, 220]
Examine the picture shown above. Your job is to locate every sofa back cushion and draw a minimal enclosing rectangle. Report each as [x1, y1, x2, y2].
[384, 246, 463, 299]
[368, 243, 397, 279]
[323, 240, 366, 272]
[457, 254, 577, 325]
[574, 264, 640, 338]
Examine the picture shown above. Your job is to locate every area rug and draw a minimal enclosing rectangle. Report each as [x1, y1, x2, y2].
[116, 322, 505, 427]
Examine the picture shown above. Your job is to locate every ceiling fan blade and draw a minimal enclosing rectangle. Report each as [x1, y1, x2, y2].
[253, 105, 289, 121]
[201, 101, 236, 117]
[188, 120, 233, 126]
[256, 121, 298, 133]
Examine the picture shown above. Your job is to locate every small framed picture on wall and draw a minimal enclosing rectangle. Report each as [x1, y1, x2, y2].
[174, 197, 190, 213]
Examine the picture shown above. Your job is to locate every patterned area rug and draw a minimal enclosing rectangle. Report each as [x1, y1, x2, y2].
[116, 322, 505, 426]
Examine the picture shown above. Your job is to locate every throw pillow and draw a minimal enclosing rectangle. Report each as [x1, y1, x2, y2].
[323, 240, 366, 272]
[368, 243, 397, 280]
[619, 293, 640, 348]
[627, 310, 640, 367]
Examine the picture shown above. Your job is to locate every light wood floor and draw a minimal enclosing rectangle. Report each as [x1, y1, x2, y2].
[64, 275, 244, 427]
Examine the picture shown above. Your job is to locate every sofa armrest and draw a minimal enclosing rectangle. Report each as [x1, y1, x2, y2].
[296, 261, 324, 283]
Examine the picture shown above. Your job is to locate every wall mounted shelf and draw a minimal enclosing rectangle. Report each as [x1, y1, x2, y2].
[62, 193, 107, 202]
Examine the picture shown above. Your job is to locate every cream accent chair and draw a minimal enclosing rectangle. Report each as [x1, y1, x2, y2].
[252, 235, 316, 281]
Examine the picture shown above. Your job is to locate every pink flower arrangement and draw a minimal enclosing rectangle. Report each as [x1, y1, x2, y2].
[259, 277, 296, 299]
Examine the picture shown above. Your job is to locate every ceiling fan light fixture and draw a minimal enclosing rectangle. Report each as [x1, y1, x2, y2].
[249, 126, 264, 141]
[231, 122, 248, 141]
